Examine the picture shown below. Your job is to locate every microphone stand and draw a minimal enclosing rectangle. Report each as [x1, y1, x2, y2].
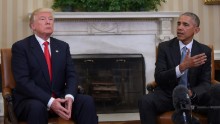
[182, 111, 188, 124]
[180, 103, 192, 124]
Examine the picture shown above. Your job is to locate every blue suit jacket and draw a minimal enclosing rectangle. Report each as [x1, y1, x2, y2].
[11, 35, 78, 109]
[154, 37, 211, 99]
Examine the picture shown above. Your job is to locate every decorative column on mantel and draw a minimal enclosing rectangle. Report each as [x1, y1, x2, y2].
[53, 11, 181, 43]
[159, 17, 175, 42]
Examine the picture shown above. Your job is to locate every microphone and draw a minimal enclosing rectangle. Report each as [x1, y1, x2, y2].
[172, 85, 192, 124]
[171, 84, 220, 124]
[172, 85, 191, 111]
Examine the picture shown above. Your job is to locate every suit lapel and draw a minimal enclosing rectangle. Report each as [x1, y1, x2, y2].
[30, 35, 51, 85]
[188, 40, 200, 82]
[190, 40, 201, 57]
[50, 38, 61, 85]
[170, 39, 181, 66]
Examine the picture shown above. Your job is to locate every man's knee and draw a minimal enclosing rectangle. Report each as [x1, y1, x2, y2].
[79, 94, 94, 104]
[18, 99, 48, 123]
[27, 99, 47, 114]
[210, 84, 220, 97]
[138, 94, 154, 109]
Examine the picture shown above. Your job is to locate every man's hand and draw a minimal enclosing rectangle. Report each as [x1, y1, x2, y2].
[65, 97, 73, 119]
[50, 98, 70, 120]
[179, 49, 207, 72]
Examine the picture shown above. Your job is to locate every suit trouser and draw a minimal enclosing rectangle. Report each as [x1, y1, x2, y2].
[14, 94, 98, 124]
[138, 90, 174, 124]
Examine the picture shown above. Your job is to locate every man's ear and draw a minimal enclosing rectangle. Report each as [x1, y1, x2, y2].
[194, 27, 200, 34]
[30, 23, 35, 31]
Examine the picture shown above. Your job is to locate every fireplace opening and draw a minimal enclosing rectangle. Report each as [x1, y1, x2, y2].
[72, 54, 146, 114]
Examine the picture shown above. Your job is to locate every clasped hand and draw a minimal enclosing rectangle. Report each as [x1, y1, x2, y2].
[50, 97, 73, 120]
[179, 49, 207, 72]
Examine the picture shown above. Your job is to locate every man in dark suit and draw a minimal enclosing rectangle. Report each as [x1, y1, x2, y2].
[138, 12, 220, 124]
[11, 8, 98, 124]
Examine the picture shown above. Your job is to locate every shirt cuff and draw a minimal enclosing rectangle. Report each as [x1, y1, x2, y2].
[65, 94, 74, 101]
[47, 97, 55, 110]
[176, 65, 182, 78]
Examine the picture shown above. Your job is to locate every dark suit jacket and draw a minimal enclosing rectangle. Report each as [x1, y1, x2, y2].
[154, 37, 211, 100]
[11, 35, 78, 110]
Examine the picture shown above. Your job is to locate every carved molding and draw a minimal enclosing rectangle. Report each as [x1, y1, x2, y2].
[88, 21, 119, 34]
[158, 17, 175, 42]
[53, 12, 181, 39]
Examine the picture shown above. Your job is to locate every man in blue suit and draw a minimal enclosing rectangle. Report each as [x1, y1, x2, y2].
[11, 8, 98, 124]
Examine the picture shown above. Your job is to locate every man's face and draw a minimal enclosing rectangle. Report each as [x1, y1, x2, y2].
[31, 12, 54, 38]
[176, 15, 200, 44]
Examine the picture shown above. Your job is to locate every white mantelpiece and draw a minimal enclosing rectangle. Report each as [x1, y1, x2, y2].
[52, 12, 180, 121]
[53, 12, 180, 42]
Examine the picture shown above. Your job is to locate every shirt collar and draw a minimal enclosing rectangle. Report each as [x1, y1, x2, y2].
[34, 34, 51, 45]
[179, 39, 193, 51]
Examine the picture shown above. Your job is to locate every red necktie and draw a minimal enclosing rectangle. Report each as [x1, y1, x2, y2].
[43, 41, 52, 81]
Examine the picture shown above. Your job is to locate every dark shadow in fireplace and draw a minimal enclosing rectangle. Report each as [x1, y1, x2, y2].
[72, 54, 146, 114]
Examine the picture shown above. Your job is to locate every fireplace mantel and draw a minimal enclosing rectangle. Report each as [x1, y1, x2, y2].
[52, 11, 181, 121]
[53, 11, 181, 42]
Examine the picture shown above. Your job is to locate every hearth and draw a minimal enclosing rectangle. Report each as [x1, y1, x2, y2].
[72, 54, 145, 114]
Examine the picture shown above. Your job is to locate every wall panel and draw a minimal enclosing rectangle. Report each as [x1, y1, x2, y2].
[158, 0, 220, 49]
[0, 0, 50, 48]
[0, 0, 2, 47]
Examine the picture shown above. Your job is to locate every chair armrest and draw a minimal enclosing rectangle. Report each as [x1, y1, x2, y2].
[3, 93, 18, 124]
[146, 81, 158, 93]
[211, 79, 220, 85]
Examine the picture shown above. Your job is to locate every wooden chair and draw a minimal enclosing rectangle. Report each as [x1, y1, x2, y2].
[1, 48, 75, 124]
[146, 45, 220, 124]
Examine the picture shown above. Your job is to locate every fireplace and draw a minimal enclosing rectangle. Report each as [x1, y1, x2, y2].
[72, 54, 145, 113]
[52, 11, 180, 121]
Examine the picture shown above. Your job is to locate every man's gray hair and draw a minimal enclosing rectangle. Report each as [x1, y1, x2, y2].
[181, 12, 200, 27]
